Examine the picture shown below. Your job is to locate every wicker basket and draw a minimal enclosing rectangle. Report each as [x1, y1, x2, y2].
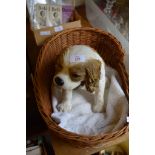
[33, 27, 129, 148]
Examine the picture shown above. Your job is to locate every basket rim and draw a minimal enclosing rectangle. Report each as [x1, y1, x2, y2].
[43, 27, 126, 54]
[33, 27, 129, 146]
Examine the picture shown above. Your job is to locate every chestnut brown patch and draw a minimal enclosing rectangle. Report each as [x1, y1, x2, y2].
[69, 64, 85, 82]
[84, 59, 101, 92]
[69, 59, 101, 92]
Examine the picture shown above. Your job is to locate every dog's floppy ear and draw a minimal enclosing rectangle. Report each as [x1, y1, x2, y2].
[84, 59, 101, 93]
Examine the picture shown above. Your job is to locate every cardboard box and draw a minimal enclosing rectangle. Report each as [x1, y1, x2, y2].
[32, 11, 81, 46]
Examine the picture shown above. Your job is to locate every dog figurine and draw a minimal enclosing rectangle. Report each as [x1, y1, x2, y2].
[53, 45, 106, 113]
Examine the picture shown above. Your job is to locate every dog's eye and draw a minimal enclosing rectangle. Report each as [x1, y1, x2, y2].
[71, 73, 81, 78]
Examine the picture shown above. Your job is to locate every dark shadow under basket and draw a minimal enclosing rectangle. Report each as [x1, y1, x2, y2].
[33, 27, 129, 148]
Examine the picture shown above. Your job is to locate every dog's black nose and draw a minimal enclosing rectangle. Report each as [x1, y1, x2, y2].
[55, 77, 64, 86]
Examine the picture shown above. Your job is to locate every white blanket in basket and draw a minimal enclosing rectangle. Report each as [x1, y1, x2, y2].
[51, 66, 128, 136]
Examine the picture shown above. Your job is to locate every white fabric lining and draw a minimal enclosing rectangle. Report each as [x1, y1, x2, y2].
[51, 66, 128, 135]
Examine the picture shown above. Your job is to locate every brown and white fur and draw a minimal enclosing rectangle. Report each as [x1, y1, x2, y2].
[53, 45, 106, 113]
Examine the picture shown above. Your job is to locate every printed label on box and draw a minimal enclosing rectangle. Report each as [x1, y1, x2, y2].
[40, 31, 51, 36]
[54, 26, 64, 32]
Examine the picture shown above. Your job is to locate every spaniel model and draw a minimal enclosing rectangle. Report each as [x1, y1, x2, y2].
[53, 45, 106, 113]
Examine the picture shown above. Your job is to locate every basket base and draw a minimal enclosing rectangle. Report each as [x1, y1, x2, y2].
[50, 133, 128, 155]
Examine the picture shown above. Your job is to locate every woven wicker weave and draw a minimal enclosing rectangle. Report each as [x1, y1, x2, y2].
[33, 27, 129, 148]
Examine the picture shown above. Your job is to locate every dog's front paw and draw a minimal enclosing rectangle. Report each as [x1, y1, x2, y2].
[57, 102, 71, 112]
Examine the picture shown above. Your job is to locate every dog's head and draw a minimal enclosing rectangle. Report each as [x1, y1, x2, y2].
[53, 47, 101, 92]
